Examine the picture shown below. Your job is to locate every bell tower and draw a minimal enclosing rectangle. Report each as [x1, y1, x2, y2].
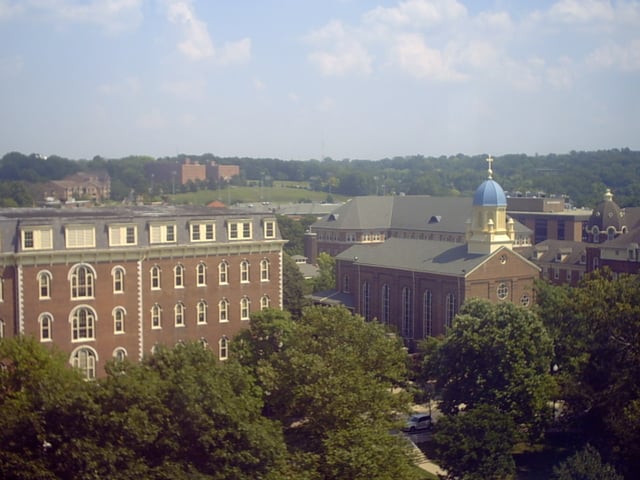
[466, 156, 515, 254]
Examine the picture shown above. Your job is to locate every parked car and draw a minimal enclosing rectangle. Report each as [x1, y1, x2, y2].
[403, 413, 432, 432]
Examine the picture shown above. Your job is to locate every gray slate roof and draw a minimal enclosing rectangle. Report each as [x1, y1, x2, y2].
[336, 237, 493, 277]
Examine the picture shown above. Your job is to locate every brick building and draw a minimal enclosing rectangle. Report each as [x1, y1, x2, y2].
[0, 205, 284, 378]
[309, 158, 540, 348]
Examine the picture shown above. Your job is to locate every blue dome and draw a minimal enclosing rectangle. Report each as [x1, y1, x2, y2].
[473, 179, 507, 206]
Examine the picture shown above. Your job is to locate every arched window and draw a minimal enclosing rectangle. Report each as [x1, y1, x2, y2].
[71, 306, 96, 341]
[70, 264, 95, 299]
[497, 282, 509, 300]
[70, 347, 97, 380]
[240, 297, 250, 320]
[150, 265, 161, 290]
[197, 300, 208, 324]
[445, 293, 456, 329]
[38, 271, 52, 299]
[39, 313, 53, 341]
[361, 281, 371, 321]
[423, 290, 432, 337]
[607, 227, 616, 241]
[260, 295, 270, 310]
[402, 287, 413, 338]
[151, 303, 162, 329]
[174, 302, 185, 327]
[381, 284, 390, 324]
[196, 262, 207, 286]
[174, 264, 184, 288]
[112, 267, 125, 294]
[240, 260, 250, 283]
[113, 307, 125, 333]
[260, 259, 270, 281]
[219, 336, 229, 361]
[218, 261, 229, 285]
[219, 298, 229, 323]
[113, 348, 127, 362]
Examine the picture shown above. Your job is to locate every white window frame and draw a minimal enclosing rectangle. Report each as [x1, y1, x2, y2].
[174, 264, 185, 288]
[219, 299, 229, 323]
[240, 297, 250, 321]
[70, 306, 96, 341]
[196, 262, 207, 286]
[263, 220, 276, 239]
[38, 270, 52, 299]
[240, 260, 250, 283]
[39, 313, 53, 341]
[228, 220, 252, 240]
[149, 223, 177, 244]
[260, 259, 270, 282]
[113, 307, 125, 334]
[109, 224, 137, 246]
[219, 336, 229, 361]
[21, 226, 53, 250]
[70, 264, 96, 299]
[219, 261, 229, 285]
[260, 295, 270, 310]
[151, 303, 162, 329]
[65, 225, 96, 249]
[190, 221, 216, 242]
[112, 267, 125, 294]
[197, 300, 207, 325]
[175, 302, 185, 327]
[70, 346, 97, 380]
[150, 265, 161, 290]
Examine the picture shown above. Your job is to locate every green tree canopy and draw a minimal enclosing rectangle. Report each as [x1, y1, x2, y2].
[551, 444, 623, 480]
[432, 404, 517, 480]
[234, 306, 422, 479]
[426, 298, 555, 431]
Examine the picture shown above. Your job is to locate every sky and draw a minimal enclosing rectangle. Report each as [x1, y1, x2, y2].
[1, 0, 639, 161]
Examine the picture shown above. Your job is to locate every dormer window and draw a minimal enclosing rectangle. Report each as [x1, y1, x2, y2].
[428, 215, 442, 224]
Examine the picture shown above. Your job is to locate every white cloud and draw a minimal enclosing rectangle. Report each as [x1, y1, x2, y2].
[215, 38, 251, 65]
[363, 0, 467, 28]
[391, 33, 465, 81]
[306, 20, 372, 76]
[137, 108, 167, 130]
[587, 40, 640, 71]
[548, 0, 615, 23]
[166, 0, 214, 60]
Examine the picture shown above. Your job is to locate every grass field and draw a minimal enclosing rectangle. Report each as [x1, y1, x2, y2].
[171, 185, 347, 206]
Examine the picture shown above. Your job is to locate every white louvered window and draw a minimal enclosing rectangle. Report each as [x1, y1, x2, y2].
[65, 225, 96, 249]
[149, 223, 177, 244]
[109, 225, 137, 246]
[22, 227, 53, 250]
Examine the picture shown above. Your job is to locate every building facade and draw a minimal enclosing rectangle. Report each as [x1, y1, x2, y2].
[310, 158, 540, 349]
[0, 206, 284, 378]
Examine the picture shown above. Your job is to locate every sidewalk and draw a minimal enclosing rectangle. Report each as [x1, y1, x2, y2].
[410, 439, 446, 477]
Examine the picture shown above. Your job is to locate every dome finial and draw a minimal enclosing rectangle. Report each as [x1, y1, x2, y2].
[486, 155, 494, 179]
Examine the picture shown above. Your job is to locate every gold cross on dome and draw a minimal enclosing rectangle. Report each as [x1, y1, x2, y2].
[486, 155, 494, 179]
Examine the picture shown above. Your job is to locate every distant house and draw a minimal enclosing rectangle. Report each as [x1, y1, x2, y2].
[45, 171, 111, 203]
[144, 159, 240, 187]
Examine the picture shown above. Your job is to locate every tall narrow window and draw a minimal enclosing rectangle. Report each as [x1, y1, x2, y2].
[112, 267, 125, 294]
[71, 306, 96, 341]
[361, 281, 371, 321]
[260, 259, 270, 281]
[240, 260, 250, 283]
[196, 262, 207, 286]
[71, 347, 97, 380]
[260, 295, 270, 310]
[219, 298, 229, 323]
[70, 264, 95, 299]
[445, 293, 456, 329]
[240, 297, 250, 321]
[219, 336, 229, 361]
[218, 261, 228, 285]
[150, 265, 161, 290]
[402, 287, 413, 338]
[343, 274, 350, 293]
[113, 307, 125, 333]
[174, 302, 185, 327]
[381, 284, 390, 324]
[151, 303, 162, 329]
[40, 313, 53, 341]
[38, 271, 52, 299]
[174, 264, 185, 288]
[197, 301, 207, 324]
[423, 290, 433, 337]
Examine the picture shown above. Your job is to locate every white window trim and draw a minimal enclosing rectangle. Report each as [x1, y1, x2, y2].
[39, 312, 54, 342]
[21, 226, 53, 250]
[190, 221, 216, 242]
[108, 224, 138, 246]
[149, 223, 177, 244]
[65, 224, 96, 249]
[113, 307, 126, 334]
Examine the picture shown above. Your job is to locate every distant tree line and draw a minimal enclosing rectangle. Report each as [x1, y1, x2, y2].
[2, 148, 640, 207]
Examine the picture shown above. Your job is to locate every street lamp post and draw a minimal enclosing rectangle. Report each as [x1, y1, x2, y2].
[552, 363, 559, 422]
